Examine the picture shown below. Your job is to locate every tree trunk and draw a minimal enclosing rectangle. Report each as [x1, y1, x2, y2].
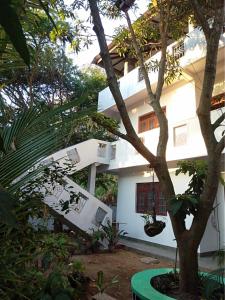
[178, 236, 199, 299]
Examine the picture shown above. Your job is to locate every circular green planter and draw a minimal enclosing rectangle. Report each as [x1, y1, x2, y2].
[131, 268, 225, 300]
[131, 268, 174, 300]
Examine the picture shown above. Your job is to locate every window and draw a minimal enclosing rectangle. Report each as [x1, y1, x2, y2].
[211, 92, 225, 110]
[136, 183, 167, 216]
[174, 124, 187, 147]
[98, 143, 107, 157]
[138, 108, 166, 133]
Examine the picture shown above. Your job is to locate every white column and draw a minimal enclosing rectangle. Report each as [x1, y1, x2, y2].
[124, 61, 130, 76]
[87, 164, 97, 195]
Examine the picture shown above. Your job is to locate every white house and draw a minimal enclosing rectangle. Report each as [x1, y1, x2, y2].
[92, 22, 225, 255]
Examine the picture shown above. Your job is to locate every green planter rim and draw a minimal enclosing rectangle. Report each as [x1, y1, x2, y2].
[131, 268, 225, 300]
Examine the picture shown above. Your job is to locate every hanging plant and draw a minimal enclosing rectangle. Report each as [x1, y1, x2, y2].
[141, 209, 166, 237]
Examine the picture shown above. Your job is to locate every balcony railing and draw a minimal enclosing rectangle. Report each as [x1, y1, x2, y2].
[98, 28, 225, 113]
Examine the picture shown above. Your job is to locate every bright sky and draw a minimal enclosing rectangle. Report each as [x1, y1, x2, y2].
[65, 1, 150, 68]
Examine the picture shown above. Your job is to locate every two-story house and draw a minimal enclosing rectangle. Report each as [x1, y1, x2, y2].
[92, 21, 225, 255]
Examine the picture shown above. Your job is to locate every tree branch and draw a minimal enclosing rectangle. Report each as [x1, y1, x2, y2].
[124, 10, 155, 100]
[212, 111, 225, 131]
[88, 0, 157, 164]
[124, 9, 169, 159]
[216, 135, 225, 155]
[155, 1, 170, 101]
[190, 0, 211, 38]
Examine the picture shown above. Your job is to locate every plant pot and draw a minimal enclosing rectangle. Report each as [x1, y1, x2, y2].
[144, 221, 166, 237]
[131, 268, 225, 300]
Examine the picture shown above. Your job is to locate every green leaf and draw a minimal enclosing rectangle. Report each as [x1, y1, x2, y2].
[40, 294, 52, 300]
[0, 190, 16, 226]
[0, 0, 30, 66]
[170, 199, 183, 216]
[38, 0, 58, 31]
[55, 293, 71, 300]
[97, 270, 104, 290]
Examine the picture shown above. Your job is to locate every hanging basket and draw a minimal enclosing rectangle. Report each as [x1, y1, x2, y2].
[144, 221, 166, 237]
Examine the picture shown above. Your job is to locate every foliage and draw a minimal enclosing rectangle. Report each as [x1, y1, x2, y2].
[201, 269, 225, 300]
[0, 189, 90, 299]
[0, 0, 89, 68]
[113, 2, 189, 63]
[0, 196, 46, 299]
[141, 212, 154, 224]
[95, 270, 119, 294]
[0, 98, 90, 192]
[0, 47, 81, 110]
[88, 227, 106, 253]
[100, 220, 128, 252]
[0, 0, 30, 66]
[152, 270, 224, 299]
[73, 169, 118, 204]
[144, 53, 182, 85]
[39, 271, 73, 300]
[40, 233, 71, 270]
[67, 260, 90, 298]
[170, 160, 208, 217]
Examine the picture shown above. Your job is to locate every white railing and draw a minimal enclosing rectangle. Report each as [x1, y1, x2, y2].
[42, 139, 111, 174]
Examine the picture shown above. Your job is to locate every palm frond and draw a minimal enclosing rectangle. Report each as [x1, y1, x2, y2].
[0, 98, 92, 192]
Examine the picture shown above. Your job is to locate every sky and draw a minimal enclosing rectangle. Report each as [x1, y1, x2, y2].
[65, 1, 150, 68]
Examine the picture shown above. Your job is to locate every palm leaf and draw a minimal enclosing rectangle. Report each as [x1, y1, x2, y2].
[0, 98, 92, 192]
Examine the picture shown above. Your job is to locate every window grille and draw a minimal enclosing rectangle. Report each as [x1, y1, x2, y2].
[136, 182, 167, 216]
[172, 40, 185, 59]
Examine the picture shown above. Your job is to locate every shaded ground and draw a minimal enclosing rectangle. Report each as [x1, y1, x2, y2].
[72, 249, 174, 299]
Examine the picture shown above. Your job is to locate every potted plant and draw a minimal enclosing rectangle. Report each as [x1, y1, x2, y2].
[141, 209, 166, 237]
[92, 271, 118, 300]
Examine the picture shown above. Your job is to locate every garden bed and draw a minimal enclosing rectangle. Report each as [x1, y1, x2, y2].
[72, 250, 174, 299]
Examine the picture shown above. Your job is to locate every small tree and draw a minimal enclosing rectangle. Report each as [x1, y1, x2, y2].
[87, 0, 225, 298]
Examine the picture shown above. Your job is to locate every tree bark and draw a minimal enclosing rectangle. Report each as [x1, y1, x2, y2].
[178, 236, 199, 299]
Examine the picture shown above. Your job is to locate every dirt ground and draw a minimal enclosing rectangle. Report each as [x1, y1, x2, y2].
[72, 248, 174, 299]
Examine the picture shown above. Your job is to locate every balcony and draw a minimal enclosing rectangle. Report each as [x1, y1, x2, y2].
[98, 28, 225, 115]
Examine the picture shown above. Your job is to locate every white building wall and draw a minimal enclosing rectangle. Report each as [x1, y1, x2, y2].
[117, 170, 193, 249]
[200, 181, 225, 253]
[117, 169, 225, 253]
[109, 79, 224, 172]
